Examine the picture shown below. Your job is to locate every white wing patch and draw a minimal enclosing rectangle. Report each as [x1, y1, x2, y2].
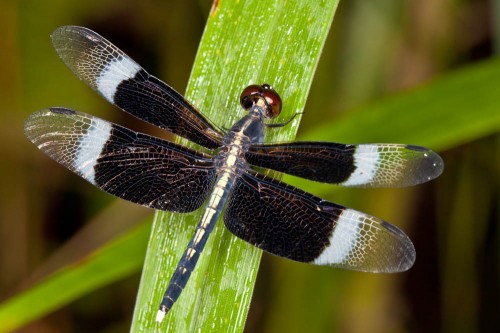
[96, 56, 141, 102]
[342, 145, 380, 186]
[313, 209, 365, 265]
[75, 118, 112, 183]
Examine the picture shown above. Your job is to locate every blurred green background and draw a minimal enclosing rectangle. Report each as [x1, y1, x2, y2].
[0, 0, 498, 332]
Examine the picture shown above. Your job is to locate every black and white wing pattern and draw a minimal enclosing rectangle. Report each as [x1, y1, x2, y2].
[25, 107, 217, 212]
[224, 170, 415, 273]
[246, 142, 443, 187]
[50, 26, 224, 149]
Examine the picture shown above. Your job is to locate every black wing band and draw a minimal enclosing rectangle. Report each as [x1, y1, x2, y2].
[246, 142, 443, 187]
[25, 107, 217, 212]
[51, 26, 223, 149]
[224, 170, 415, 273]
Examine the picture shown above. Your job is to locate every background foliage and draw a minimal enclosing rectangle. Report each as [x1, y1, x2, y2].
[0, 0, 498, 332]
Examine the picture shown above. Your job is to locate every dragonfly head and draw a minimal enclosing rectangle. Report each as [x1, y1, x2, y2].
[240, 84, 282, 119]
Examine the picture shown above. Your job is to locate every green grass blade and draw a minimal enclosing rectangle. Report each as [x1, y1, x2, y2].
[131, 1, 340, 331]
[0, 222, 150, 332]
[3, 55, 498, 330]
[302, 58, 500, 148]
[6, 3, 500, 332]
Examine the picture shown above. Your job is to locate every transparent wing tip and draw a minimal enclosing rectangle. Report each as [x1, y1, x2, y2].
[407, 145, 444, 184]
[380, 221, 416, 273]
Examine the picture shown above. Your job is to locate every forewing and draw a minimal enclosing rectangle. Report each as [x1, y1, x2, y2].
[50, 26, 223, 149]
[247, 142, 443, 187]
[224, 170, 415, 272]
[25, 107, 217, 212]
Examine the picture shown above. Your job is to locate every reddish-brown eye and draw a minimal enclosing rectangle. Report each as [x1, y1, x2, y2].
[240, 85, 262, 110]
[240, 84, 282, 118]
[260, 84, 282, 118]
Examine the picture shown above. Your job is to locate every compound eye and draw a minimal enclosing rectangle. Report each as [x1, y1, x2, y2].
[239, 84, 282, 118]
[240, 85, 263, 110]
[261, 84, 282, 118]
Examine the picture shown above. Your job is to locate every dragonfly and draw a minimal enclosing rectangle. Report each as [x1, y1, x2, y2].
[25, 26, 444, 322]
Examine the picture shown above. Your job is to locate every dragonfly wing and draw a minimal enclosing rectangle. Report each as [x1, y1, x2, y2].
[224, 170, 415, 272]
[25, 107, 217, 212]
